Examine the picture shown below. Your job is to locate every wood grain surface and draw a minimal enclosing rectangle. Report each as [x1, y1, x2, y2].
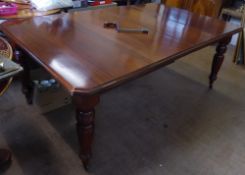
[0, 3, 242, 96]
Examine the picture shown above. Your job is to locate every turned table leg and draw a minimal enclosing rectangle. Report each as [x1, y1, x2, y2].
[14, 49, 33, 104]
[209, 37, 232, 89]
[72, 95, 100, 169]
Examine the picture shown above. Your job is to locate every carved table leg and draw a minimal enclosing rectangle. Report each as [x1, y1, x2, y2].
[14, 49, 33, 104]
[209, 37, 232, 89]
[72, 95, 100, 169]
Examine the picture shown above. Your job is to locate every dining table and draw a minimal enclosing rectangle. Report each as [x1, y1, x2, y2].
[0, 3, 242, 169]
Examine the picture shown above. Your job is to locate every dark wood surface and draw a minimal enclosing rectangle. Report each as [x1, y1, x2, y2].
[0, 3, 241, 96]
[0, 3, 242, 168]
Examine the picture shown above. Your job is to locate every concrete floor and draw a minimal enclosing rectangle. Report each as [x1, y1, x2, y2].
[1, 45, 245, 175]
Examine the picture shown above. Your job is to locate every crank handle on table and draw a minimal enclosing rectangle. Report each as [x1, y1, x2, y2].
[117, 27, 149, 34]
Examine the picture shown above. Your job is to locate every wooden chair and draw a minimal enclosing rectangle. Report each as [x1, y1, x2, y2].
[161, 0, 223, 17]
[220, 1, 245, 64]
[0, 36, 13, 96]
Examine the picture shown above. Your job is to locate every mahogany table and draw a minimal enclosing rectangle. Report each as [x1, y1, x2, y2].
[0, 3, 242, 168]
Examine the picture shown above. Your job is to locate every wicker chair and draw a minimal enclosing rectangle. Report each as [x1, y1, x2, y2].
[0, 36, 13, 96]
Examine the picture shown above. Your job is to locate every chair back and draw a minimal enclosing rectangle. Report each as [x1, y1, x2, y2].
[0, 36, 13, 96]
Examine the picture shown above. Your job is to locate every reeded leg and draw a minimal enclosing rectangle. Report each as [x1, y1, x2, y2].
[209, 37, 231, 89]
[14, 49, 33, 104]
[72, 95, 100, 169]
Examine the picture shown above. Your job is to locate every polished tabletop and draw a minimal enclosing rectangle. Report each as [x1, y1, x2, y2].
[0, 3, 241, 95]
